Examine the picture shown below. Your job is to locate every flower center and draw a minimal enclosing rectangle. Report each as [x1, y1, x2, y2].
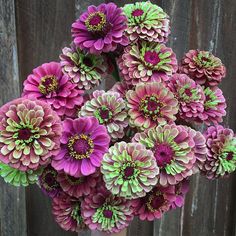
[67, 134, 94, 160]
[83, 57, 93, 67]
[71, 203, 85, 226]
[41, 169, 59, 191]
[147, 193, 165, 212]
[154, 143, 174, 167]
[124, 166, 134, 178]
[94, 106, 112, 124]
[226, 152, 234, 161]
[103, 209, 113, 219]
[144, 51, 160, 66]
[38, 75, 58, 95]
[139, 95, 163, 120]
[18, 128, 32, 140]
[65, 174, 85, 185]
[85, 12, 107, 32]
[185, 88, 192, 97]
[132, 9, 144, 17]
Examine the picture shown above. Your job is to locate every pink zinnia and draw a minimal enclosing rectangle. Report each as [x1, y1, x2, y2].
[179, 50, 226, 87]
[110, 81, 134, 99]
[22, 62, 84, 118]
[126, 82, 178, 130]
[57, 171, 100, 198]
[134, 185, 176, 221]
[0, 98, 62, 171]
[51, 117, 110, 177]
[71, 3, 128, 54]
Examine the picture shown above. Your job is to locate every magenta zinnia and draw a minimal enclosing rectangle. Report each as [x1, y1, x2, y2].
[52, 193, 86, 232]
[60, 43, 109, 90]
[101, 142, 159, 199]
[57, 171, 100, 198]
[0, 98, 62, 171]
[22, 62, 84, 118]
[202, 125, 236, 179]
[179, 50, 226, 87]
[80, 90, 128, 140]
[168, 73, 205, 122]
[81, 186, 135, 233]
[118, 41, 177, 85]
[123, 2, 170, 43]
[133, 124, 196, 186]
[126, 82, 178, 130]
[71, 3, 128, 54]
[51, 117, 110, 177]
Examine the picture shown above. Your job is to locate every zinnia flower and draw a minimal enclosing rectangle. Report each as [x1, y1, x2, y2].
[101, 142, 159, 199]
[118, 41, 177, 85]
[39, 164, 61, 198]
[80, 90, 128, 140]
[110, 81, 133, 99]
[52, 193, 86, 232]
[171, 179, 189, 209]
[134, 185, 175, 221]
[0, 98, 62, 171]
[57, 171, 100, 198]
[81, 186, 135, 233]
[60, 43, 109, 90]
[168, 73, 205, 121]
[202, 125, 236, 179]
[179, 50, 226, 87]
[0, 162, 42, 187]
[71, 3, 128, 54]
[51, 117, 110, 177]
[126, 82, 178, 130]
[22, 62, 84, 118]
[123, 2, 170, 43]
[132, 124, 196, 186]
[198, 87, 226, 125]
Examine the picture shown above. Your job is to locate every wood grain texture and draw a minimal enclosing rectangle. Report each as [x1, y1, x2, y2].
[16, 1, 76, 235]
[0, 1, 27, 236]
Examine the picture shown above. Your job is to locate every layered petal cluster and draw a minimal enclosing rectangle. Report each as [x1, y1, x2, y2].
[110, 81, 133, 99]
[133, 124, 196, 186]
[22, 62, 84, 118]
[168, 74, 205, 121]
[57, 171, 100, 198]
[51, 117, 110, 177]
[171, 179, 189, 209]
[60, 44, 109, 90]
[134, 185, 175, 221]
[123, 2, 170, 43]
[80, 90, 128, 140]
[81, 186, 135, 233]
[101, 142, 159, 199]
[52, 193, 86, 232]
[72, 3, 128, 54]
[202, 125, 236, 179]
[118, 41, 177, 85]
[0, 98, 62, 171]
[0, 162, 42, 187]
[39, 164, 61, 198]
[179, 50, 226, 87]
[126, 82, 178, 130]
[197, 87, 226, 125]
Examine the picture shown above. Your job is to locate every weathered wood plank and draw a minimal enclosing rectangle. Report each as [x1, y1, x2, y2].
[16, 0, 76, 235]
[0, 1, 27, 236]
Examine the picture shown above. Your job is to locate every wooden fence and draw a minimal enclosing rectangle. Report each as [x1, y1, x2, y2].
[0, 0, 236, 236]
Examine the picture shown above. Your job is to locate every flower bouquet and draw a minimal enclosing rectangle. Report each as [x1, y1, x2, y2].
[0, 1, 235, 234]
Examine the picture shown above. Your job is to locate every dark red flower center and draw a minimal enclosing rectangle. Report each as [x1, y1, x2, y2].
[132, 9, 144, 17]
[38, 75, 58, 95]
[226, 152, 234, 161]
[99, 109, 110, 120]
[18, 128, 32, 140]
[154, 143, 174, 167]
[41, 169, 60, 191]
[144, 51, 160, 66]
[83, 57, 93, 67]
[147, 100, 159, 111]
[201, 56, 210, 63]
[124, 166, 134, 178]
[45, 172, 56, 186]
[150, 195, 165, 210]
[185, 88, 193, 97]
[67, 134, 94, 160]
[103, 209, 113, 218]
[85, 12, 107, 32]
